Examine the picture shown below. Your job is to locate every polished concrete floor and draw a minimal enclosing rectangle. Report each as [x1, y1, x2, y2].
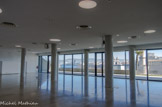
[0, 73, 162, 107]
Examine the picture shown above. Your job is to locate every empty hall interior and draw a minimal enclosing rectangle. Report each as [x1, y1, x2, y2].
[0, 0, 162, 107]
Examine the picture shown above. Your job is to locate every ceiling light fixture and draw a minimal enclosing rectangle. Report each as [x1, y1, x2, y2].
[57, 48, 61, 50]
[76, 25, 92, 30]
[116, 34, 120, 37]
[0, 8, 2, 14]
[144, 30, 156, 34]
[79, 0, 97, 9]
[117, 40, 128, 44]
[89, 46, 94, 49]
[49, 39, 61, 42]
[15, 45, 22, 48]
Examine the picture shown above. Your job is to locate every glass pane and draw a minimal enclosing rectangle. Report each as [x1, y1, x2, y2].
[103, 53, 105, 76]
[73, 54, 82, 75]
[48, 56, 51, 73]
[96, 53, 102, 76]
[42, 56, 48, 73]
[135, 50, 147, 80]
[125, 51, 130, 78]
[148, 50, 162, 80]
[113, 52, 125, 78]
[88, 53, 95, 76]
[59, 55, 64, 74]
[65, 55, 72, 75]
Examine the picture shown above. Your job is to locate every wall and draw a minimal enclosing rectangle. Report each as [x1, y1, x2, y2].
[0, 48, 38, 74]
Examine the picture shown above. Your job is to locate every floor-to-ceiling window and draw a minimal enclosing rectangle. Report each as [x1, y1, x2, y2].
[113, 51, 129, 78]
[96, 53, 103, 76]
[147, 49, 162, 80]
[73, 54, 83, 75]
[41, 56, 48, 73]
[58, 54, 83, 75]
[88, 52, 104, 77]
[58, 55, 64, 74]
[48, 56, 51, 73]
[103, 53, 105, 76]
[135, 50, 147, 80]
[88, 53, 95, 76]
[65, 55, 72, 75]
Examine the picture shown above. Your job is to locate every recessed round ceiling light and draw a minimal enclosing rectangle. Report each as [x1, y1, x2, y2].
[15, 45, 22, 48]
[117, 40, 128, 44]
[0, 8, 2, 14]
[79, 0, 97, 9]
[89, 46, 94, 48]
[116, 34, 120, 37]
[49, 39, 61, 42]
[144, 30, 156, 34]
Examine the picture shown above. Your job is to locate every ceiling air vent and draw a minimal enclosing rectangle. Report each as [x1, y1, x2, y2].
[76, 25, 92, 30]
[128, 36, 137, 39]
[0, 22, 17, 27]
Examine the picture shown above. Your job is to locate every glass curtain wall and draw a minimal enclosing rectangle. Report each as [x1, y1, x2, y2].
[65, 55, 72, 75]
[103, 53, 105, 76]
[73, 54, 83, 75]
[88, 53, 95, 76]
[96, 53, 103, 76]
[113, 51, 129, 78]
[135, 50, 147, 80]
[88, 52, 104, 77]
[147, 49, 162, 80]
[41, 56, 48, 73]
[58, 55, 64, 74]
[58, 54, 83, 75]
[125, 51, 129, 77]
[48, 56, 51, 73]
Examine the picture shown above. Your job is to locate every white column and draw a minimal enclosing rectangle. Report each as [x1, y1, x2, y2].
[129, 46, 135, 81]
[105, 35, 113, 89]
[84, 49, 89, 96]
[51, 43, 57, 81]
[105, 35, 114, 106]
[129, 45, 136, 105]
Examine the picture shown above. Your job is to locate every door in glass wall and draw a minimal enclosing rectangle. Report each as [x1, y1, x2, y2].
[41, 56, 48, 73]
[147, 49, 162, 80]
[65, 55, 72, 75]
[73, 54, 83, 75]
[135, 50, 147, 80]
[88, 53, 95, 76]
[96, 53, 103, 76]
[58, 55, 64, 74]
[113, 52, 126, 78]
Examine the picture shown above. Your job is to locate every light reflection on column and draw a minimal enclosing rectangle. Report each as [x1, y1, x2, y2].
[147, 81, 150, 107]
[84, 75, 89, 97]
[50, 79, 58, 107]
[105, 87, 114, 107]
[130, 80, 136, 106]
[0, 74, 2, 88]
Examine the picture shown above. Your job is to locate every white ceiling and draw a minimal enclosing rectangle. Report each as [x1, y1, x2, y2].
[0, 0, 162, 52]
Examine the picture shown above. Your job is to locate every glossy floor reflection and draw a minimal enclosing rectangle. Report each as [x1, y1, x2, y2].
[0, 73, 162, 107]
